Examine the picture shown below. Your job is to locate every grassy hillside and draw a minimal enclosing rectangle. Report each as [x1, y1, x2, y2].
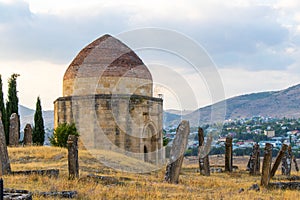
[2, 146, 300, 199]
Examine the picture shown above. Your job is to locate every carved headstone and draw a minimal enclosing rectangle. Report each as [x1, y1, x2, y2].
[9, 113, 19, 146]
[67, 135, 79, 179]
[261, 143, 273, 187]
[23, 124, 32, 146]
[248, 143, 260, 175]
[282, 145, 292, 176]
[0, 113, 11, 175]
[270, 144, 288, 178]
[198, 127, 210, 176]
[225, 136, 233, 172]
[165, 120, 190, 184]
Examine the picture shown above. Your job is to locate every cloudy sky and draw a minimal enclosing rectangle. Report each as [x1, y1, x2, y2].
[0, 0, 300, 111]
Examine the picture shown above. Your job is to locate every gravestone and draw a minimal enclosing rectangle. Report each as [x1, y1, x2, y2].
[23, 124, 32, 145]
[248, 143, 260, 175]
[0, 113, 11, 175]
[261, 143, 273, 187]
[270, 144, 288, 178]
[9, 113, 19, 146]
[165, 120, 190, 184]
[282, 145, 292, 176]
[3, 188, 32, 200]
[225, 136, 233, 172]
[198, 127, 210, 176]
[68, 135, 79, 179]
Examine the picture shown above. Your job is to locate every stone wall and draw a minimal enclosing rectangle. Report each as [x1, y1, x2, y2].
[54, 94, 163, 164]
[63, 76, 152, 97]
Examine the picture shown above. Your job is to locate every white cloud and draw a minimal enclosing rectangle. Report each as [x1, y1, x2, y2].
[220, 67, 300, 99]
[0, 0, 300, 110]
[0, 60, 65, 110]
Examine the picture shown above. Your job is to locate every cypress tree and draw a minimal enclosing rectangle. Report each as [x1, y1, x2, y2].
[0, 75, 7, 143]
[32, 96, 45, 145]
[6, 73, 20, 144]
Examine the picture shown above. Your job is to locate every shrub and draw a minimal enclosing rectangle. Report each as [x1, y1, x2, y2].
[163, 136, 170, 146]
[50, 123, 79, 148]
[184, 147, 198, 156]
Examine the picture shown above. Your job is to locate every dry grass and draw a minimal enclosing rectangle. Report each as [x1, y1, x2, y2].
[1, 146, 300, 199]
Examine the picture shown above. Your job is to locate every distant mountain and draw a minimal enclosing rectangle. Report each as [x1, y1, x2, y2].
[165, 83, 300, 127]
[18, 83, 300, 129]
[163, 111, 181, 127]
[19, 105, 54, 130]
[165, 109, 193, 116]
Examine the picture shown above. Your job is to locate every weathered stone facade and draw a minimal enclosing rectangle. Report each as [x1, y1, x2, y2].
[54, 34, 164, 164]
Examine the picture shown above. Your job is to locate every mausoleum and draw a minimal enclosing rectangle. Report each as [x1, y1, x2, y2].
[54, 34, 164, 164]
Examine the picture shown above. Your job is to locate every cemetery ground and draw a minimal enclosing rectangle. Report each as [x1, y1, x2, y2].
[2, 146, 300, 199]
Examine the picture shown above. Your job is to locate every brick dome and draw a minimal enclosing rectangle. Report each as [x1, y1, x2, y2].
[63, 34, 153, 97]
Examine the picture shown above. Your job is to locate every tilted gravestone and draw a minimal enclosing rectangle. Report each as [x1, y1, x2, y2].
[9, 113, 19, 146]
[270, 144, 288, 178]
[23, 124, 33, 145]
[68, 135, 79, 179]
[165, 120, 190, 184]
[0, 113, 11, 175]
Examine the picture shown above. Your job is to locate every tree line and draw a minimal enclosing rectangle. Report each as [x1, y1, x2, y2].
[0, 74, 45, 145]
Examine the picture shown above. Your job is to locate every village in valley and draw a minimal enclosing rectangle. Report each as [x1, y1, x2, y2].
[165, 116, 300, 158]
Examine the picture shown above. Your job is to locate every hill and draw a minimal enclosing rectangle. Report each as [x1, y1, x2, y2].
[19, 105, 54, 130]
[166, 83, 300, 126]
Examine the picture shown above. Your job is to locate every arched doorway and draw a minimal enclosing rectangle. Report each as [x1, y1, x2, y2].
[142, 122, 158, 163]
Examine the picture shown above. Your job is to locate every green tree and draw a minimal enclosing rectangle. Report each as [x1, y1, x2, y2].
[0, 75, 7, 142]
[32, 96, 45, 145]
[0, 75, 8, 143]
[50, 123, 79, 148]
[5, 73, 20, 144]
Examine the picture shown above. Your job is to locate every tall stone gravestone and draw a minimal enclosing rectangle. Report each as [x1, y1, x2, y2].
[68, 135, 79, 179]
[261, 143, 273, 187]
[9, 113, 19, 146]
[282, 145, 292, 176]
[0, 113, 11, 175]
[198, 127, 210, 176]
[248, 143, 260, 175]
[225, 136, 233, 172]
[165, 120, 190, 184]
[23, 124, 32, 145]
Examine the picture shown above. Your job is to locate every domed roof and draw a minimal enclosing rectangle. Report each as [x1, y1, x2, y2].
[64, 34, 152, 81]
[63, 34, 153, 97]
